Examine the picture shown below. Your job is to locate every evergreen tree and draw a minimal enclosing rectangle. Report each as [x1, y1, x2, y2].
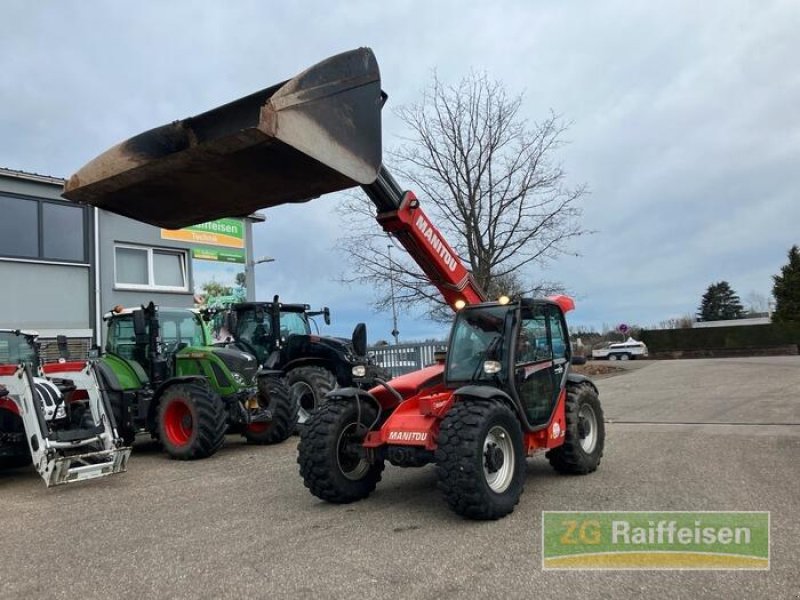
[772, 245, 800, 322]
[697, 281, 744, 321]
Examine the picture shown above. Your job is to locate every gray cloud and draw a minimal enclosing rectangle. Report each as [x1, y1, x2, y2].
[2, 0, 798, 339]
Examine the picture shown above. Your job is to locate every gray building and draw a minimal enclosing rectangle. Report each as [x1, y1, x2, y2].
[0, 167, 263, 355]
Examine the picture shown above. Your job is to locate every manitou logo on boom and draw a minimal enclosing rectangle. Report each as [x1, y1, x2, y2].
[388, 431, 428, 442]
[415, 215, 458, 272]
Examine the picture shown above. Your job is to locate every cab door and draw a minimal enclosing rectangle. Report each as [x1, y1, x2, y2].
[513, 305, 560, 426]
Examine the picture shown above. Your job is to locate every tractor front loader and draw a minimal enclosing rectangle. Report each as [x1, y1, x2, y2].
[100, 303, 296, 460]
[63, 48, 604, 518]
[0, 329, 130, 486]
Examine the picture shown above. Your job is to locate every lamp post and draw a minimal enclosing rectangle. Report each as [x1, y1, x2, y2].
[246, 256, 275, 301]
[387, 244, 399, 345]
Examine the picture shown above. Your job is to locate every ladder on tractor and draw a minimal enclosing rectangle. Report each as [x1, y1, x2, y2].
[1, 360, 131, 486]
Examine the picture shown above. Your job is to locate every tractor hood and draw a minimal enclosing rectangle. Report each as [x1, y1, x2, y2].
[209, 346, 258, 384]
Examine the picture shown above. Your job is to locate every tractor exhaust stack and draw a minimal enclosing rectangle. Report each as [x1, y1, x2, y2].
[63, 48, 383, 229]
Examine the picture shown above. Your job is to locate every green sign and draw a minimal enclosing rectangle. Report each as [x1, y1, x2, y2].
[191, 248, 245, 264]
[542, 511, 769, 570]
[162, 217, 244, 249]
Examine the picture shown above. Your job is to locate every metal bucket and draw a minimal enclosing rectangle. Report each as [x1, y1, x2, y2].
[63, 48, 383, 229]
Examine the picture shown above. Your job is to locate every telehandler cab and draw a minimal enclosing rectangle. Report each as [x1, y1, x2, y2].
[63, 47, 604, 518]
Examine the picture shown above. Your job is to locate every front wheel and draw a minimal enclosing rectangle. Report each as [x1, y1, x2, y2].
[243, 376, 298, 445]
[287, 366, 336, 426]
[435, 399, 525, 520]
[547, 383, 605, 474]
[156, 382, 227, 460]
[297, 400, 384, 503]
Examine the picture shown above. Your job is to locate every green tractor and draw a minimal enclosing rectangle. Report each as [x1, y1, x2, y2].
[98, 302, 297, 459]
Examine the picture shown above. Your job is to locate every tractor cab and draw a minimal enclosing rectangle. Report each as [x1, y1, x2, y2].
[227, 301, 319, 365]
[444, 298, 573, 428]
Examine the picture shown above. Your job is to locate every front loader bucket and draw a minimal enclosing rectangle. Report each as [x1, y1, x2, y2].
[63, 48, 383, 229]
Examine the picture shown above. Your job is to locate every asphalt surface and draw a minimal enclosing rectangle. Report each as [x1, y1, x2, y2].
[1, 357, 799, 600]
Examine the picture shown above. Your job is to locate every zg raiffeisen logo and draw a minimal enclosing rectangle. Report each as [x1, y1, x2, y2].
[542, 511, 769, 570]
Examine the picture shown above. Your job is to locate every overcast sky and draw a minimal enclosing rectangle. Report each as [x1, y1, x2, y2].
[2, 1, 798, 342]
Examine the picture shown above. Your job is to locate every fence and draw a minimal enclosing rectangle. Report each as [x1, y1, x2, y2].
[368, 341, 448, 378]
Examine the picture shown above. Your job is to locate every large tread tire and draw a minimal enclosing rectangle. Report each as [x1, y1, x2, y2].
[0, 411, 31, 470]
[435, 399, 525, 520]
[298, 400, 384, 503]
[156, 382, 227, 460]
[243, 376, 298, 445]
[546, 383, 605, 474]
[287, 366, 336, 426]
[106, 391, 137, 446]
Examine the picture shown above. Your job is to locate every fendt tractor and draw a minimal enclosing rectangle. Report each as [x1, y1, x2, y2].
[63, 47, 605, 519]
[99, 303, 297, 459]
[223, 298, 386, 425]
[0, 329, 130, 486]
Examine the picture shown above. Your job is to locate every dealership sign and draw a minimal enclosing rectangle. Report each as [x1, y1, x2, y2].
[161, 218, 244, 249]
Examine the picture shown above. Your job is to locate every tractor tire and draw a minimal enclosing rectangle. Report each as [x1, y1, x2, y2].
[287, 366, 336, 426]
[435, 399, 525, 520]
[546, 383, 605, 474]
[107, 392, 137, 446]
[156, 382, 227, 460]
[0, 411, 31, 470]
[0, 453, 31, 470]
[243, 376, 298, 445]
[297, 400, 384, 503]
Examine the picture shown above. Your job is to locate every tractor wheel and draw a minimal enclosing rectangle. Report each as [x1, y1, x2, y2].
[0, 453, 31, 470]
[287, 366, 336, 426]
[298, 400, 384, 503]
[435, 399, 525, 520]
[546, 383, 605, 474]
[156, 382, 227, 460]
[243, 376, 298, 445]
[0, 411, 30, 470]
[106, 391, 137, 445]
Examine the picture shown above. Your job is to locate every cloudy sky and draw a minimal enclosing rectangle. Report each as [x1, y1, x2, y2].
[2, 1, 798, 342]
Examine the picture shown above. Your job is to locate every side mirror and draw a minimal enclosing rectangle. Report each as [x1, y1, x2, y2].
[351, 323, 367, 357]
[132, 309, 147, 343]
[224, 311, 238, 333]
[323, 307, 331, 326]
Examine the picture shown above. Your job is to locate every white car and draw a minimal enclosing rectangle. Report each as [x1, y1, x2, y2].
[591, 338, 649, 361]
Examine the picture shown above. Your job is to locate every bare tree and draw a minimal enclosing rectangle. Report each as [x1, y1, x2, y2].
[338, 71, 589, 322]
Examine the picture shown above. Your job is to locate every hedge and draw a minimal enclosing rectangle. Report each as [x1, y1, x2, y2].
[639, 322, 800, 353]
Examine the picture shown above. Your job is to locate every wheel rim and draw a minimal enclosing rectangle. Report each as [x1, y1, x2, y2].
[292, 381, 316, 423]
[620, 354, 630, 361]
[609, 354, 617, 361]
[163, 399, 193, 446]
[577, 403, 598, 453]
[483, 425, 515, 493]
[336, 422, 369, 481]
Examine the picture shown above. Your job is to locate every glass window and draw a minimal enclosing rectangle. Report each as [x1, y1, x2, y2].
[116, 247, 149, 285]
[42, 203, 85, 261]
[0, 195, 38, 257]
[280, 311, 310, 337]
[153, 250, 185, 287]
[114, 245, 188, 291]
[548, 310, 568, 360]
[445, 306, 507, 382]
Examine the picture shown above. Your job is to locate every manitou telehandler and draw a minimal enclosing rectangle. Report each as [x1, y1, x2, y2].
[63, 48, 605, 519]
[0, 329, 130, 486]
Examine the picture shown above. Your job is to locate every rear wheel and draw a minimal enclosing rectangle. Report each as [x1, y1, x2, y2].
[287, 366, 336, 425]
[243, 376, 298, 444]
[608, 354, 618, 361]
[156, 382, 227, 460]
[435, 399, 525, 520]
[547, 383, 605, 474]
[298, 400, 384, 503]
[620, 353, 631, 361]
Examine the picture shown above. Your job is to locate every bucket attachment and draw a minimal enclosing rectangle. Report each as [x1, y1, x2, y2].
[63, 48, 384, 229]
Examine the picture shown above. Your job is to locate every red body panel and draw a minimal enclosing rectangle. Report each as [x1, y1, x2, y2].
[376, 192, 485, 308]
[42, 361, 88, 374]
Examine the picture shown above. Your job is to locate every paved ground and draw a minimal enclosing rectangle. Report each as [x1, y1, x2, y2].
[2, 357, 799, 600]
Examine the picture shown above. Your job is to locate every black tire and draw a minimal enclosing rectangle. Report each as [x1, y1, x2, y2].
[546, 383, 605, 474]
[435, 399, 525, 520]
[287, 366, 336, 425]
[156, 381, 227, 460]
[243, 376, 299, 444]
[106, 391, 137, 445]
[0, 410, 31, 470]
[0, 453, 32, 470]
[298, 400, 384, 503]
[608, 354, 618, 361]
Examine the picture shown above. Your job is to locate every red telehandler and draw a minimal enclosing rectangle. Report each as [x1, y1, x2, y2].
[63, 48, 604, 519]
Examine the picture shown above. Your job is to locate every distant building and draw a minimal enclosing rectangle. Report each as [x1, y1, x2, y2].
[0, 167, 264, 357]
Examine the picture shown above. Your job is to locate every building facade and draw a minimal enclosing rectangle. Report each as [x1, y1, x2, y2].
[0, 167, 262, 356]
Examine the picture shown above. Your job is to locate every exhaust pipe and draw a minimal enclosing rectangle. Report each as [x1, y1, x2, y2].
[63, 48, 384, 229]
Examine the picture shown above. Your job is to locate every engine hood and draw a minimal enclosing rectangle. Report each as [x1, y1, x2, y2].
[209, 347, 259, 384]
